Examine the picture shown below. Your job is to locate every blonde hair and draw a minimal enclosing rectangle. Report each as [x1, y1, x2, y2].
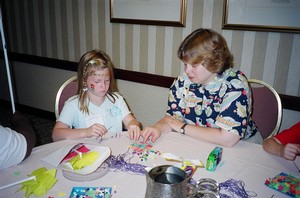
[77, 50, 118, 114]
[177, 28, 233, 74]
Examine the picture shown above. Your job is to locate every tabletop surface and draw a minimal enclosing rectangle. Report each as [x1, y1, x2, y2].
[0, 131, 299, 198]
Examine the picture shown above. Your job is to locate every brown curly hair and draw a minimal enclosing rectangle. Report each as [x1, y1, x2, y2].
[177, 28, 233, 74]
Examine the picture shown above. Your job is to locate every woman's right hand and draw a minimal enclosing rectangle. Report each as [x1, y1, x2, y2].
[141, 126, 161, 143]
[85, 123, 108, 138]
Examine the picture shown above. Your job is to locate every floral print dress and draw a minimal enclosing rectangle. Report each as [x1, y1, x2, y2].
[166, 68, 258, 139]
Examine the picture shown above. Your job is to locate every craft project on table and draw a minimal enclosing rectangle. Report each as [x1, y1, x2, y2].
[129, 142, 161, 162]
[41, 143, 111, 175]
[19, 167, 57, 198]
[69, 187, 112, 198]
[265, 172, 300, 197]
[161, 152, 205, 178]
[126, 142, 205, 179]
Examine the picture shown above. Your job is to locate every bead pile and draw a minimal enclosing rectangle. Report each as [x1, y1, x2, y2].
[129, 142, 161, 162]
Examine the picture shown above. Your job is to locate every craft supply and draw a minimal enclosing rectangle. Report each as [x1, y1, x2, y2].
[293, 161, 300, 173]
[189, 178, 256, 198]
[19, 167, 57, 198]
[219, 178, 256, 198]
[105, 143, 159, 175]
[206, 147, 223, 172]
[196, 178, 220, 198]
[96, 126, 113, 143]
[162, 153, 205, 167]
[105, 153, 147, 175]
[69, 187, 112, 198]
[67, 151, 99, 170]
[265, 172, 300, 197]
[129, 142, 161, 162]
[161, 152, 204, 178]
[180, 162, 197, 178]
[57, 143, 111, 176]
[63, 163, 109, 181]
[0, 176, 36, 190]
[61, 143, 90, 162]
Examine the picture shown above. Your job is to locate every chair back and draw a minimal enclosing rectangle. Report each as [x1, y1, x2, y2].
[55, 76, 78, 119]
[248, 79, 282, 139]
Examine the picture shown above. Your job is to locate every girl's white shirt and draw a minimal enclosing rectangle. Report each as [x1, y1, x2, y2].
[58, 92, 131, 133]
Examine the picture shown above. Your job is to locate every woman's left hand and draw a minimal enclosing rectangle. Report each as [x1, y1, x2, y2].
[128, 124, 142, 141]
[165, 116, 184, 132]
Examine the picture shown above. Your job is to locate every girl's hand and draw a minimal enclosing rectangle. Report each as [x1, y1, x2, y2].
[86, 123, 107, 138]
[128, 124, 141, 141]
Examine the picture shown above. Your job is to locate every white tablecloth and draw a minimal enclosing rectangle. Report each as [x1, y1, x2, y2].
[0, 132, 299, 198]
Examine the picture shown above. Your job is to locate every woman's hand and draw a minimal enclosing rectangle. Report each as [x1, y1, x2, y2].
[165, 116, 184, 132]
[142, 126, 161, 143]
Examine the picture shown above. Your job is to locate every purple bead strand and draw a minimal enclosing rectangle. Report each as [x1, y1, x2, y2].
[219, 179, 257, 198]
[105, 153, 147, 175]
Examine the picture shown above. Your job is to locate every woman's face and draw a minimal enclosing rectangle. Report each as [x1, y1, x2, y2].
[86, 68, 110, 98]
[184, 62, 216, 85]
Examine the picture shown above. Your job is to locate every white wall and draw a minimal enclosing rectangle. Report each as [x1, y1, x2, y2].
[280, 109, 300, 131]
[0, 60, 76, 112]
[117, 80, 169, 128]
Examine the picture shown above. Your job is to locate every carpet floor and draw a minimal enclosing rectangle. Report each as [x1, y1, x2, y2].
[0, 106, 55, 146]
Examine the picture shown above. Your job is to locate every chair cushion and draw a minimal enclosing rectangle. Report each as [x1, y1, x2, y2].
[251, 86, 278, 139]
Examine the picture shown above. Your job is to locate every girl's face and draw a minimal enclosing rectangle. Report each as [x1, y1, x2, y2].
[86, 68, 110, 98]
[184, 62, 216, 85]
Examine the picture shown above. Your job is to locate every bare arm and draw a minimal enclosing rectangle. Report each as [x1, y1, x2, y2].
[263, 137, 300, 161]
[142, 116, 172, 143]
[183, 125, 240, 147]
[52, 121, 107, 141]
[142, 115, 240, 146]
[166, 116, 240, 147]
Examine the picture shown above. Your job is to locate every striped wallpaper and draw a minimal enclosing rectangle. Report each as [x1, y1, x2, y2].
[3, 0, 300, 96]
